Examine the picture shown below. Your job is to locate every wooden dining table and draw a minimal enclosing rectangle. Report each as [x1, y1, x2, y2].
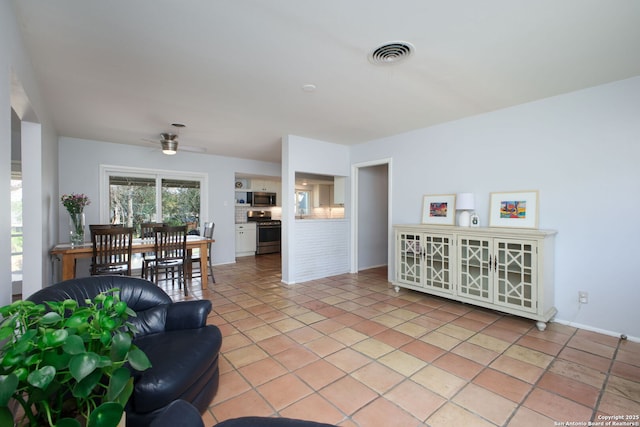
[50, 235, 214, 289]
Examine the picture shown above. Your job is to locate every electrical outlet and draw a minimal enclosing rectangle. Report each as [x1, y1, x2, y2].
[578, 291, 588, 304]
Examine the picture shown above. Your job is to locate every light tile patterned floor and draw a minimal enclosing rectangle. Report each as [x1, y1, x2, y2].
[166, 254, 640, 427]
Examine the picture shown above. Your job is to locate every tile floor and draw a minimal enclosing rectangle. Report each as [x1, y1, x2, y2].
[165, 254, 640, 427]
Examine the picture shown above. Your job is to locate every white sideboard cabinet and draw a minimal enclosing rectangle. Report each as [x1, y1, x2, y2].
[394, 224, 557, 331]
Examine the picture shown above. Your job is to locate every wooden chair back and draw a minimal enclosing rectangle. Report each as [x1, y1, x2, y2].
[140, 222, 165, 239]
[154, 225, 187, 264]
[90, 225, 134, 276]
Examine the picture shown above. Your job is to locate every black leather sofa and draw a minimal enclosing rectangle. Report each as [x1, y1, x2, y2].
[150, 400, 336, 427]
[27, 275, 223, 427]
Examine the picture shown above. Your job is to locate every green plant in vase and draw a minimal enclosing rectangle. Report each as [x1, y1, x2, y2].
[61, 193, 90, 246]
[0, 289, 151, 427]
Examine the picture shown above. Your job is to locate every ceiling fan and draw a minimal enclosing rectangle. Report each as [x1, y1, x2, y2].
[141, 132, 207, 155]
[160, 132, 178, 155]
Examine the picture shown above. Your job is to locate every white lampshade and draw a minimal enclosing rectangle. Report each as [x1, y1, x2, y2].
[456, 193, 475, 210]
[456, 193, 475, 227]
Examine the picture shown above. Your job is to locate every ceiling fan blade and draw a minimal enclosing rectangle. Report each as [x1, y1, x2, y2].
[180, 144, 207, 153]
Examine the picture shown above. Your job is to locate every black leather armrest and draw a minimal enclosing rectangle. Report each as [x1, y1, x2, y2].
[165, 300, 212, 331]
[130, 305, 169, 336]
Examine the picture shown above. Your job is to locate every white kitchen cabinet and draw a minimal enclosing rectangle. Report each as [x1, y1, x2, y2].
[249, 179, 263, 191]
[394, 224, 556, 331]
[313, 184, 333, 207]
[313, 181, 345, 207]
[235, 223, 256, 257]
[250, 179, 278, 192]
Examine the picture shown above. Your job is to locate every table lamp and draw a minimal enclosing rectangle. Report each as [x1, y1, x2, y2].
[456, 193, 475, 227]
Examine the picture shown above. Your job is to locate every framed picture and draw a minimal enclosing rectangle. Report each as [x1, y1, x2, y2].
[421, 194, 456, 225]
[489, 190, 539, 228]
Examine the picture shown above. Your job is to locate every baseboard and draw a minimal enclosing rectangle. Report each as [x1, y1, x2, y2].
[553, 318, 639, 343]
[212, 260, 236, 266]
[357, 264, 387, 271]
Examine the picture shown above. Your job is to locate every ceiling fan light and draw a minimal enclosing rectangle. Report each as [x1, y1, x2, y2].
[161, 139, 178, 155]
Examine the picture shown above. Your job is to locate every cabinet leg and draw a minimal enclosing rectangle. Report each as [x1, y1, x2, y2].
[535, 321, 547, 332]
[394, 286, 400, 293]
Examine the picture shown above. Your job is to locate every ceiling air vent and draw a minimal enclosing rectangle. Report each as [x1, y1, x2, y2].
[368, 41, 414, 65]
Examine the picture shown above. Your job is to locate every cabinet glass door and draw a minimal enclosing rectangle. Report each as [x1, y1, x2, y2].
[397, 232, 423, 286]
[424, 234, 453, 295]
[494, 239, 536, 313]
[458, 236, 491, 302]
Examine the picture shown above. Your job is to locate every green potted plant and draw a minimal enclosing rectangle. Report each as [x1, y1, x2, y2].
[0, 289, 152, 427]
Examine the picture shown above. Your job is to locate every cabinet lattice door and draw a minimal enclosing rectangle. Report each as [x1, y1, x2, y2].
[495, 239, 537, 313]
[458, 237, 491, 302]
[397, 232, 423, 286]
[424, 234, 453, 295]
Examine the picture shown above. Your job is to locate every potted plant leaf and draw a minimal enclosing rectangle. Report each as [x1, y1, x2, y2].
[0, 289, 151, 427]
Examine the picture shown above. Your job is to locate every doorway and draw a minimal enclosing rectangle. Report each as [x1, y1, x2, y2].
[351, 160, 391, 278]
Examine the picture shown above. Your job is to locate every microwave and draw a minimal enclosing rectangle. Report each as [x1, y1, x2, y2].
[248, 191, 277, 207]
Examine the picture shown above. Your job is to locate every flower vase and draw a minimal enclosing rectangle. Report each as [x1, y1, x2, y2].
[69, 212, 85, 246]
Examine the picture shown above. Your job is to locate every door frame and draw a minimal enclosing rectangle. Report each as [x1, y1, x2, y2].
[350, 158, 392, 281]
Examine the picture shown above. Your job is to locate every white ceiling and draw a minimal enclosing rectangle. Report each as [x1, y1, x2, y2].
[11, 0, 640, 163]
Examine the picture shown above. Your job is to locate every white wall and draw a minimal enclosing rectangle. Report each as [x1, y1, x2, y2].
[58, 137, 281, 275]
[0, 7, 11, 305]
[21, 121, 43, 298]
[282, 135, 351, 283]
[351, 77, 640, 339]
[1, 1, 58, 301]
[293, 219, 349, 282]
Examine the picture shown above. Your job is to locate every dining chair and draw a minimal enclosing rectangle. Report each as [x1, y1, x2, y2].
[140, 222, 165, 279]
[191, 222, 216, 284]
[148, 225, 189, 295]
[90, 225, 134, 276]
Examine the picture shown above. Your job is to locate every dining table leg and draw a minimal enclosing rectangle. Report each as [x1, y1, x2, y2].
[185, 249, 193, 283]
[199, 241, 208, 288]
[61, 254, 77, 281]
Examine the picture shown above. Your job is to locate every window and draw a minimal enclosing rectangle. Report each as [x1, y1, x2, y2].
[161, 178, 201, 230]
[109, 175, 156, 232]
[295, 190, 311, 216]
[11, 172, 22, 287]
[102, 166, 206, 236]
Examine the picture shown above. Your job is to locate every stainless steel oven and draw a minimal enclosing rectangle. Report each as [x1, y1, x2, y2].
[247, 211, 281, 255]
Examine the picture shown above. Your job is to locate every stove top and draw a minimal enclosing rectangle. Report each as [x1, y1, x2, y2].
[247, 210, 280, 225]
[251, 219, 281, 226]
